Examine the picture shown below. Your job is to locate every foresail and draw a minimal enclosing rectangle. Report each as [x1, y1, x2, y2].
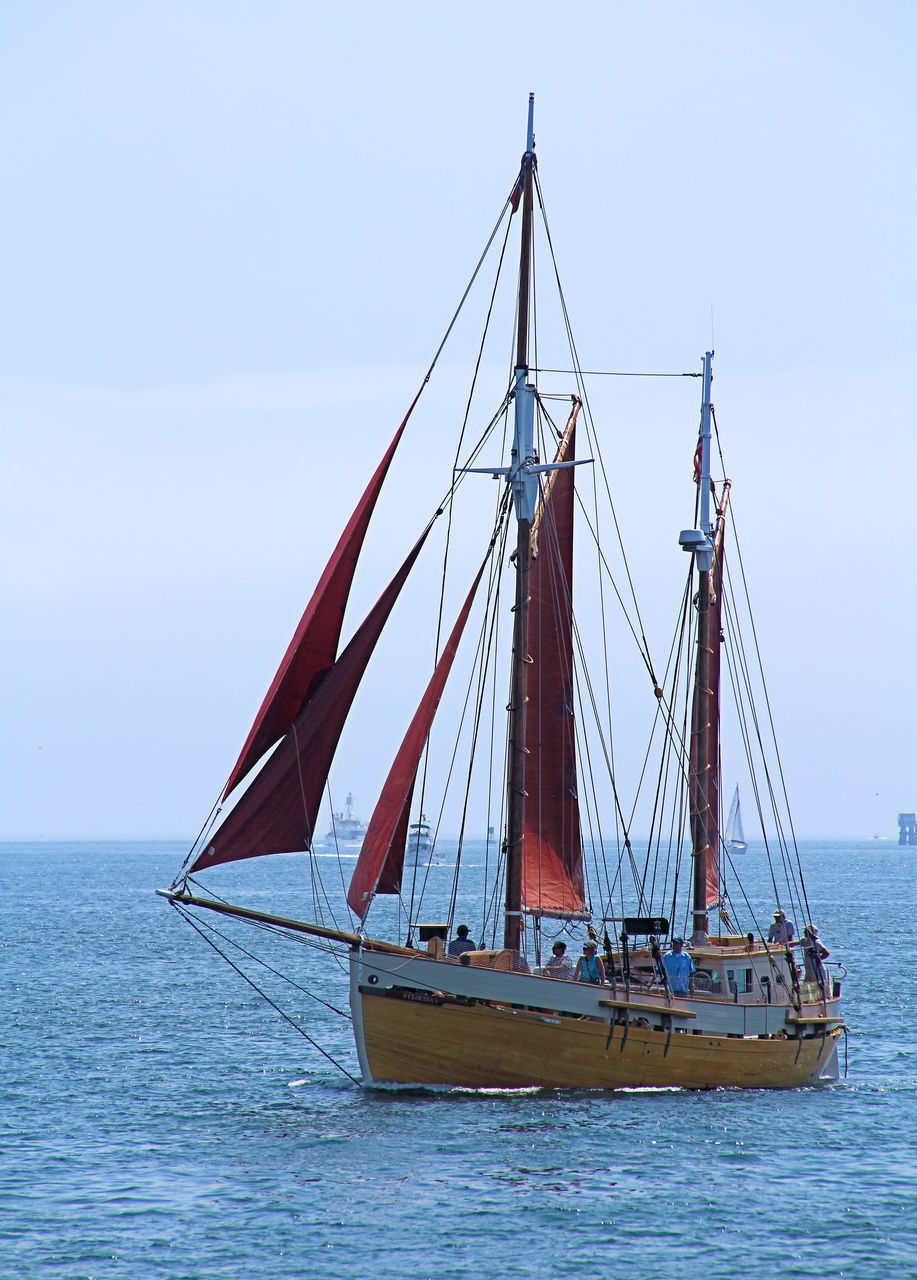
[521, 424, 584, 917]
[223, 416, 411, 798]
[189, 529, 430, 874]
[373, 776, 416, 895]
[347, 561, 487, 918]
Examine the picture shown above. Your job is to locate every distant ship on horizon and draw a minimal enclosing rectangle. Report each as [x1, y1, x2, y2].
[325, 792, 367, 845]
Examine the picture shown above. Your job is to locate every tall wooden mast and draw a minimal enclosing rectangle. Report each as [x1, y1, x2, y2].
[679, 352, 730, 943]
[688, 491, 729, 942]
[504, 94, 538, 952]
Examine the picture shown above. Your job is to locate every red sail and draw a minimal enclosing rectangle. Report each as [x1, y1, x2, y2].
[689, 516, 726, 914]
[347, 563, 486, 918]
[373, 777, 416, 897]
[189, 531, 429, 874]
[520, 427, 584, 916]
[705, 524, 725, 910]
[223, 417, 410, 797]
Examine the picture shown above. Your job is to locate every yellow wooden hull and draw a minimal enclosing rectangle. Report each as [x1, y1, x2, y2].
[358, 987, 840, 1089]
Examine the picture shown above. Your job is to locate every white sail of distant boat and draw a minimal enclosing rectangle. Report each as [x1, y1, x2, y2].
[725, 785, 748, 854]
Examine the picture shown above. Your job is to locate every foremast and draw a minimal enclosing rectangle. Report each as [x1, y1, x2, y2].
[504, 94, 538, 952]
[679, 351, 731, 944]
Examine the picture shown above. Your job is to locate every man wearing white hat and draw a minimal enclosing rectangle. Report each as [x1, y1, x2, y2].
[767, 908, 795, 944]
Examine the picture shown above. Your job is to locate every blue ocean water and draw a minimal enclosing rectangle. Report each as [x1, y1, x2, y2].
[1, 839, 915, 1280]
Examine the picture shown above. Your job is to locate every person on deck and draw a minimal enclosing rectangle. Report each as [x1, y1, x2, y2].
[542, 940, 573, 980]
[768, 909, 796, 944]
[662, 937, 695, 996]
[447, 925, 476, 957]
[573, 939, 606, 985]
[802, 924, 830, 985]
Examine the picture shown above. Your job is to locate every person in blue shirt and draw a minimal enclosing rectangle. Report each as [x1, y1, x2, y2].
[447, 924, 476, 957]
[662, 937, 695, 996]
[573, 938, 606, 984]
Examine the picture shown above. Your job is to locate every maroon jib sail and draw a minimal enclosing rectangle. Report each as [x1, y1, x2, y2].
[223, 414, 412, 798]
[189, 529, 430, 874]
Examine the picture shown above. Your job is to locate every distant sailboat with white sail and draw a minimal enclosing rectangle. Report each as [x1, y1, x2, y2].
[725, 785, 747, 854]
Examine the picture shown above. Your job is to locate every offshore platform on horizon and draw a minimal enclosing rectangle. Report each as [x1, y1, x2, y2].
[897, 813, 917, 845]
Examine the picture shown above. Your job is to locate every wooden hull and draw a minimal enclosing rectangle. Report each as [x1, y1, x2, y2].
[356, 987, 840, 1090]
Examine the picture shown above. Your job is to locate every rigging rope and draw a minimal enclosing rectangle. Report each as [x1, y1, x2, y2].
[725, 507, 810, 920]
[411, 214, 517, 928]
[177, 906, 352, 1019]
[533, 367, 703, 378]
[410, 505, 511, 929]
[183, 875, 349, 976]
[533, 169, 659, 689]
[173, 904, 360, 1085]
[446, 502, 513, 933]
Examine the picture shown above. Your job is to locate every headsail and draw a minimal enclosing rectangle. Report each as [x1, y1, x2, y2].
[346, 561, 487, 918]
[223, 415, 411, 798]
[188, 529, 430, 874]
[520, 420, 585, 917]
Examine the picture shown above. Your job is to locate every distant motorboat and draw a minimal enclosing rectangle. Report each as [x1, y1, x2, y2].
[406, 815, 432, 860]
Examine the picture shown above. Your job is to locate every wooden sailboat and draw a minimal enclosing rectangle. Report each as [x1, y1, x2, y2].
[163, 98, 844, 1089]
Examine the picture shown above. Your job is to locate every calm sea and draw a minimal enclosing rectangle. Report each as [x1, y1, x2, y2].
[1, 839, 914, 1279]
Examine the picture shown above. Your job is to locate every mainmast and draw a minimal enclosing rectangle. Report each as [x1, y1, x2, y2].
[504, 94, 538, 952]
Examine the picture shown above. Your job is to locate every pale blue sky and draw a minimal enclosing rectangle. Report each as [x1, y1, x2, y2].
[3, 1, 915, 839]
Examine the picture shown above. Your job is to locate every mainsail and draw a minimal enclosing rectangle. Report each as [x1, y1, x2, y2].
[689, 504, 727, 915]
[347, 562, 486, 918]
[223, 416, 411, 798]
[189, 529, 430, 874]
[520, 422, 584, 916]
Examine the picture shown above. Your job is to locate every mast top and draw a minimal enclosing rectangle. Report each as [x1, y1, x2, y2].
[678, 350, 715, 573]
[526, 92, 535, 154]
